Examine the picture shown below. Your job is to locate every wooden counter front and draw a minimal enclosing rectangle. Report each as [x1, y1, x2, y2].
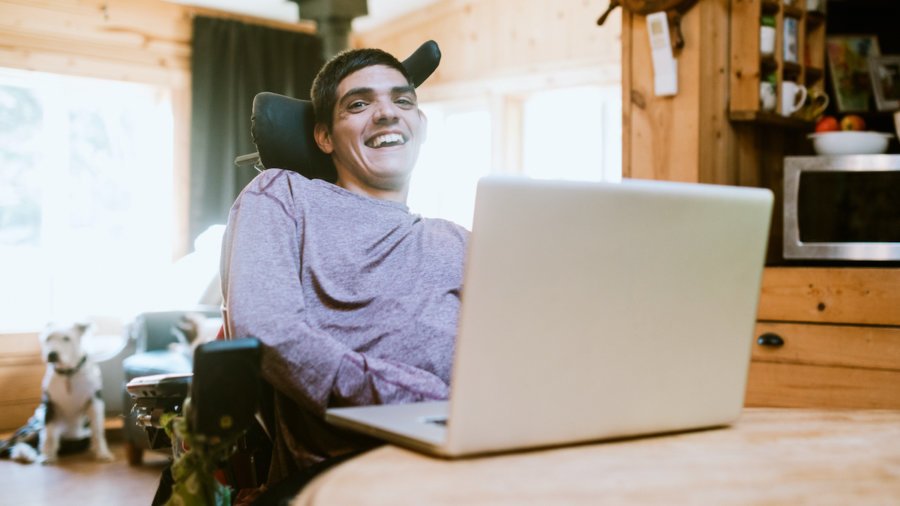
[292, 409, 900, 505]
[747, 267, 900, 409]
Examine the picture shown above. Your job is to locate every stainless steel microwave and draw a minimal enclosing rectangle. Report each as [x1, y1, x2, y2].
[783, 155, 900, 261]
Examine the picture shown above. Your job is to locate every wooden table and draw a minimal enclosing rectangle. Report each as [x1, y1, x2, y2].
[292, 409, 900, 505]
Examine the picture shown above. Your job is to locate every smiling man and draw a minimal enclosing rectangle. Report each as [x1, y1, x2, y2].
[220, 48, 469, 497]
[313, 63, 425, 201]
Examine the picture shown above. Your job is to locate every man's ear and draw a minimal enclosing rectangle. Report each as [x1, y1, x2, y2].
[314, 123, 334, 154]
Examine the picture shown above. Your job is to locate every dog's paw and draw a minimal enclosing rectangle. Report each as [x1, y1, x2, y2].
[38, 454, 57, 465]
[9, 443, 40, 464]
[94, 448, 115, 462]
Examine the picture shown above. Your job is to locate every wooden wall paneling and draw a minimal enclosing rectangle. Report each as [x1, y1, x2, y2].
[697, 0, 736, 186]
[353, 0, 621, 89]
[622, 0, 736, 184]
[625, 8, 699, 182]
[0, 0, 191, 85]
[621, 8, 633, 179]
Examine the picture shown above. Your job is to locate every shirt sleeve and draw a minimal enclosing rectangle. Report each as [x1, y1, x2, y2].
[221, 171, 449, 416]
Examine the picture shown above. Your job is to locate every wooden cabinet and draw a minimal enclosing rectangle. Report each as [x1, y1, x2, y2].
[730, 0, 827, 126]
[0, 333, 43, 432]
[745, 267, 900, 408]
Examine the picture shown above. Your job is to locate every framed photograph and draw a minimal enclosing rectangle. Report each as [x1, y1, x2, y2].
[826, 35, 881, 112]
[868, 55, 900, 111]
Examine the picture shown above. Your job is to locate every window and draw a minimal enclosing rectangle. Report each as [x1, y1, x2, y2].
[521, 85, 622, 183]
[408, 84, 622, 229]
[408, 103, 493, 228]
[0, 68, 175, 332]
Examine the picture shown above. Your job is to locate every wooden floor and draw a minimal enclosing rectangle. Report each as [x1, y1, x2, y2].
[0, 423, 169, 506]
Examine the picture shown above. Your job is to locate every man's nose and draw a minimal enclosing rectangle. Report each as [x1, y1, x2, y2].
[373, 100, 399, 124]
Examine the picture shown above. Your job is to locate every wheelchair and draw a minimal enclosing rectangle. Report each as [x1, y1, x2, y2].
[125, 40, 442, 503]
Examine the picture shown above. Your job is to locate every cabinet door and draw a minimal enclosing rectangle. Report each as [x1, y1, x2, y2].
[757, 267, 900, 326]
[746, 322, 900, 409]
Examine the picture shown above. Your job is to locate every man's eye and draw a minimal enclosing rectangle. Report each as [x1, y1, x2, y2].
[396, 97, 415, 107]
[348, 101, 367, 110]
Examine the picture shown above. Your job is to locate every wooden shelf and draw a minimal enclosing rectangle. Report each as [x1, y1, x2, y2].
[783, 61, 802, 77]
[783, 5, 804, 18]
[761, 0, 780, 14]
[729, 111, 814, 128]
[729, 0, 827, 127]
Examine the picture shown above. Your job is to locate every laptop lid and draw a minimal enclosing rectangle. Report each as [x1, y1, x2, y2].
[441, 177, 773, 456]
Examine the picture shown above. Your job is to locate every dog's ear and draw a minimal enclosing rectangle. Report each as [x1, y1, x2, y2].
[39, 322, 56, 341]
[74, 322, 92, 336]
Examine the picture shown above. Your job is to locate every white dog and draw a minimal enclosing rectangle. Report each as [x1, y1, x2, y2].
[35, 322, 114, 464]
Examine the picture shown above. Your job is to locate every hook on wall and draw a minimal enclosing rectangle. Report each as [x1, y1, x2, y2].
[596, 0, 699, 52]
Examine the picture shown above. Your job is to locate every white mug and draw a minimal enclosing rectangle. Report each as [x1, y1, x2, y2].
[760, 81, 776, 112]
[780, 81, 808, 116]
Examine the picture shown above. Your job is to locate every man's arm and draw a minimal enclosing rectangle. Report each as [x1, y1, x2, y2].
[221, 171, 449, 415]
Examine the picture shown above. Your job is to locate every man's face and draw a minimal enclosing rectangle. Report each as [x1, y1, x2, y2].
[314, 65, 426, 199]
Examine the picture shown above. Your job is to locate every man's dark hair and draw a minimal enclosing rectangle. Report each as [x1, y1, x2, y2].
[311, 48, 412, 131]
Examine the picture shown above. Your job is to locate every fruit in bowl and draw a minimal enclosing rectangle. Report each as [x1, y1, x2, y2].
[815, 115, 839, 133]
[808, 131, 893, 155]
[839, 114, 866, 131]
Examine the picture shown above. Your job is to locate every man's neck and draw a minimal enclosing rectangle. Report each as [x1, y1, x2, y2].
[335, 176, 409, 204]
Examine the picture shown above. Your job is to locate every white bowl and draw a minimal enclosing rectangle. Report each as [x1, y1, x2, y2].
[808, 131, 893, 155]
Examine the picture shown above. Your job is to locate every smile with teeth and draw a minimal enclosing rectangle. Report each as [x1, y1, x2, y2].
[367, 133, 406, 148]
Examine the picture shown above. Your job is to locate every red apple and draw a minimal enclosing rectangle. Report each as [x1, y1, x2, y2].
[815, 115, 839, 133]
[840, 114, 866, 131]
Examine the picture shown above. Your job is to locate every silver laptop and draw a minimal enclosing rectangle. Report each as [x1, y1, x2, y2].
[326, 176, 773, 458]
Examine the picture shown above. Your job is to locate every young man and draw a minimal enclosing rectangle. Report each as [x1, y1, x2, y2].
[220, 48, 469, 490]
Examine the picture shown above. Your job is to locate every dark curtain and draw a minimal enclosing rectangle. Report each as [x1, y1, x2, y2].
[189, 16, 323, 247]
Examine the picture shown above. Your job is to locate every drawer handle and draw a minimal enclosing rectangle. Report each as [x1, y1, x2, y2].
[757, 332, 784, 348]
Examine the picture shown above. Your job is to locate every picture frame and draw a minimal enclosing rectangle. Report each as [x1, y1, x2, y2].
[826, 35, 881, 112]
[868, 55, 900, 111]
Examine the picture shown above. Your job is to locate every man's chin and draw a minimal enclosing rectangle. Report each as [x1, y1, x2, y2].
[365, 160, 415, 182]
[371, 170, 413, 191]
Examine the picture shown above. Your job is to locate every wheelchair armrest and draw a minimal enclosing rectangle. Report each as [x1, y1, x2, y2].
[126, 372, 193, 450]
[125, 338, 261, 441]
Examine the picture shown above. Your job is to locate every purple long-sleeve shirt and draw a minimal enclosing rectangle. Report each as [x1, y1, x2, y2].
[220, 169, 468, 480]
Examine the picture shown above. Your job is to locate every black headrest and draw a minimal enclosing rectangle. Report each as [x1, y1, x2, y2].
[249, 40, 442, 182]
